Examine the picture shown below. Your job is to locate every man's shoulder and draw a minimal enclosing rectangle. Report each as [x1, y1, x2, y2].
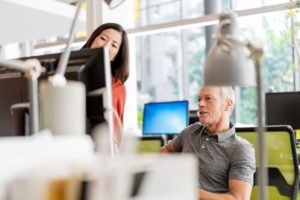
[172, 122, 204, 152]
[178, 122, 204, 137]
[230, 134, 255, 154]
[184, 122, 204, 132]
[234, 134, 253, 146]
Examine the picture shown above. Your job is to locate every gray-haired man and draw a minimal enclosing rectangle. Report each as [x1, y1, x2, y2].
[160, 86, 256, 200]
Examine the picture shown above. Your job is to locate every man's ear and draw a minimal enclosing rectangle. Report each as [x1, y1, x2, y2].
[225, 99, 233, 111]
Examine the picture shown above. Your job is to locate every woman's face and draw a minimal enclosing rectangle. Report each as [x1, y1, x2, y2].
[90, 28, 122, 61]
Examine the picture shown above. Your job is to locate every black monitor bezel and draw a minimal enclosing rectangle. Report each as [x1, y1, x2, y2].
[265, 91, 300, 130]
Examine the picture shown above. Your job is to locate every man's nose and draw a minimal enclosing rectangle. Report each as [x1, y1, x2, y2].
[198, 100, 205, 107]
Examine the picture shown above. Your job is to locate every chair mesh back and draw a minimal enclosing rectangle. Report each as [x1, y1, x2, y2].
[237, 126, 299, 200]
[138, 135, 166, 154]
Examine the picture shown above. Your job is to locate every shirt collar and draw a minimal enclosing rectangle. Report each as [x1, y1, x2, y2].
[202, 123, 236, 142]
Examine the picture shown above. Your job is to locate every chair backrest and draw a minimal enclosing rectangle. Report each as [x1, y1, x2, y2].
[236, 125, 299, 200]
[137, 135, 166, 154]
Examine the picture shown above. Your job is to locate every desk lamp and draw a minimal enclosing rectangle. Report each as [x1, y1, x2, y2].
[40, 0, 86, 138]
[45, 0, 115, 157]
[0, 0, 116, 157]
[204, 12, 266, 200]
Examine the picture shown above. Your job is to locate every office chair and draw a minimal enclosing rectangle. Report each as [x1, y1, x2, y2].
[236, 125, 299, 200]
[137, 135, 166, 154]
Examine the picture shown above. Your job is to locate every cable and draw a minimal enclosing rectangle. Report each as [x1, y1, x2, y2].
[110, 107, 125, 155]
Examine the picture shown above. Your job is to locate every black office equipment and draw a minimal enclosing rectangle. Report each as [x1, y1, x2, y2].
[142, 100, 189, 136]
[265, 92, 300, 130]
[189, 110, 199, 125]
[0, 48, 107, 136]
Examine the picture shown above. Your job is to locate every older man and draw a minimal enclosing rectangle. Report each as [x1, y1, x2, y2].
[160, 86, 256, 200]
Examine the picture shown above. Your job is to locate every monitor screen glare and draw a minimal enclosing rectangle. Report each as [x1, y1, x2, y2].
[143, 100, 189, 135]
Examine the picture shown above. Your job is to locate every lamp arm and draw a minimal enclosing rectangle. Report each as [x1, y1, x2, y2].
[49, 0, 84, 87]
[206, 11, 267, 199]
[210, 34, 267, 199]
[247, 43, 267, 200]
[246, 43, 264, 61]
[212, 34, 247, 48]
[213, 34, 264, 62]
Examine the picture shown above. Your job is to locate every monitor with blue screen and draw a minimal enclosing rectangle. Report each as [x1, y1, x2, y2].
[142, 100, 189, 135]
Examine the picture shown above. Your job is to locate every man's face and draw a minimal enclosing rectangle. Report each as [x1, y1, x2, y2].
[197, 86, 227, 126]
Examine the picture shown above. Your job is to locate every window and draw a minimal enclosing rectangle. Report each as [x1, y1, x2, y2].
[135, 1, 298, 127]
[234, 0, 289, 10]
[238, 12, 293, 124]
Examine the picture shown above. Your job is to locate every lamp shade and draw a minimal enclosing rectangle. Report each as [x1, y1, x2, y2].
[204, 12, 256, 87]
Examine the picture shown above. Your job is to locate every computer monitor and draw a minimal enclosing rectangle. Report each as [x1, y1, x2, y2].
[189, 110, 199, 125]
[142, 100, 189, 136]
[0, 48, 107, 136]
[265, 91, 300, 130]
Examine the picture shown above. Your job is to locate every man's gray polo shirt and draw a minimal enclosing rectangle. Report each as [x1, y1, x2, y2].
[173, 123, 256, 193]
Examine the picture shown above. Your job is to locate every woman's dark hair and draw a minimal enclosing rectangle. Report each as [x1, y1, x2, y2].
[82, 23, 129, 83]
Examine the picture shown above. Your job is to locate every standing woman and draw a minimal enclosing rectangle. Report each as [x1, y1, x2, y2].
[82, 23, 129, 146]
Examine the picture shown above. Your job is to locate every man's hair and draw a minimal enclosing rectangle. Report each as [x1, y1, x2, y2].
[220, 86, 235, 114]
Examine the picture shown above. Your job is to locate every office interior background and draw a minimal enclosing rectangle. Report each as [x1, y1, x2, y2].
[1, 0, 300, 132]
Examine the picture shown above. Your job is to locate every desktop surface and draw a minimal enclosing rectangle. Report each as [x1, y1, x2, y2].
[142, 100, 188, 135]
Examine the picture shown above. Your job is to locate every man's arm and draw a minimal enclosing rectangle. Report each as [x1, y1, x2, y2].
[159, 140, 176, 153]
[197, 179, 253, 200]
